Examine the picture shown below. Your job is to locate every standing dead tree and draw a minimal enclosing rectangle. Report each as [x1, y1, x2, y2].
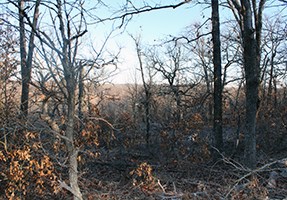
[260, 17, 287, 107]
[131, 35, 156, 148]
[27, 0, 89, 198]
[30, 1, 119, 198]
[149, 42, 195, 124]
[43, 1, 86, 198]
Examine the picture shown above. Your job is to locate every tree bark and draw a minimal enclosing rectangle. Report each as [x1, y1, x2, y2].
[66, 90, 82, 200]
[211, 0, 223, 152]
[242, 0, 259, 169]
[56, 0, 83, 198]
[18, 0, 28, 117]
[228, 0, 265, 169]
[78, 62, 84, 132]
[132, 35, 152, 147]
[62, 47, 83, 200]
[18, 0, 41, 118]
[18, 0, 40, 118]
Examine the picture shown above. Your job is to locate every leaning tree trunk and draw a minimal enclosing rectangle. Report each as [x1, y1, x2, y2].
[64, 58, 83, 199]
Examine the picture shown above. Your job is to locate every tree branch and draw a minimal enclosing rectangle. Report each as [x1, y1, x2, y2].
[100, 1, 191, 28]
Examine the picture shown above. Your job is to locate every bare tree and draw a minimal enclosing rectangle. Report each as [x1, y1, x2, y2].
[131, 35, 156, 148]
[29, 1, 120, 198]
[49, 1, 84, 199]
[261, 16, 287, 106]
[180, 22, 214, 121]
[30, 0, 89, 198]
[150, 42, 195, 124]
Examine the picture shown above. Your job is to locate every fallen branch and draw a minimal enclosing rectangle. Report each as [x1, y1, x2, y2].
[87, 116, 120, 131]
[157, 182, 184, 200]
[224, 157, 287, 198]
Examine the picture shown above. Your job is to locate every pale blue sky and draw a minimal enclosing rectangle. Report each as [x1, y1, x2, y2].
[4, 0, 282, 84]
[94, 2, 210, 83]
[120, 3, 207, 43]
[102, 1, 286, 84]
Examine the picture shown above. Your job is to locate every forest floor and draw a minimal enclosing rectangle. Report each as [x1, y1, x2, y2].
[74, 144, 287, 200]
[1, 104, 287, 199]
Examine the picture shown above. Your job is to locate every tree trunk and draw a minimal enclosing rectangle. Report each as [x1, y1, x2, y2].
[267, 48, 276, 105]
[145, 91, 151, 146]
[133, 36, 151, 147]
[65, 67, 83, 200]
[267, 58, 274, 104]
[242, 0, 259, 169]
[78, 62, 84, 132]
[57, 0, 83, 197]
[228, 0, 265, 169]
[66, 94, 82, 200]
[18, 0, 28, 117]
[18, 0, 40, 118]
[173, 87, 182, 124]
[211, 0, 223, 152]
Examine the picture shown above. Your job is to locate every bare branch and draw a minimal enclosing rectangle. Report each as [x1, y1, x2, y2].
[168, 31, 212, 44]
[100, 1, 191, 28]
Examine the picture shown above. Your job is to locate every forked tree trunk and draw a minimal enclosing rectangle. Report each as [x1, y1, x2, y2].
[18, 0, 40, 118]
[228, 0, 265, 169]
[56, 0, 83, 197]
